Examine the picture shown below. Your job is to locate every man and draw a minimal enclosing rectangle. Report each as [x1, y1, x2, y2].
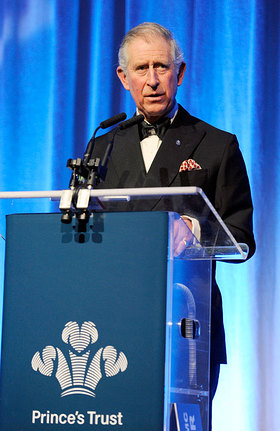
[92, 22, 255, 426]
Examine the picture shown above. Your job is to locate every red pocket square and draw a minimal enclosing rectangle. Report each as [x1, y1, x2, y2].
[179, 159, 202, 172]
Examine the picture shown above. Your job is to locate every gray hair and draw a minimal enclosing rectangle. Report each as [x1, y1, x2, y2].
[118, 22, 184, 73]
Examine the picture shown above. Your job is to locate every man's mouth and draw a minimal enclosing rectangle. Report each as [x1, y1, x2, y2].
[145, 93, 165, 100]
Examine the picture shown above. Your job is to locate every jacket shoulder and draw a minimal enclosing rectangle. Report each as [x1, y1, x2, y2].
[177, 105, 236, 143]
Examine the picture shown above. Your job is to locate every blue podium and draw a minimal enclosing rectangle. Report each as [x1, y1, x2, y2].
[0, 188, 247, 431]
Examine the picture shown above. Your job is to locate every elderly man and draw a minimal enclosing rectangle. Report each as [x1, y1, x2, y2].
[92, 22, 255, 426]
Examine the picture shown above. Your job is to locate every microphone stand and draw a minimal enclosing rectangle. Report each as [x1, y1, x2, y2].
[60, 113, 144, 223]
[60, 113, 127, 223]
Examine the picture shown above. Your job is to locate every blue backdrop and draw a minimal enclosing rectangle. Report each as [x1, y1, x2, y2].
[1, 0, 280, 430]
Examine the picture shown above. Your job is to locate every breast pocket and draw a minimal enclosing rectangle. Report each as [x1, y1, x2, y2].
[178, 169, 209, 188]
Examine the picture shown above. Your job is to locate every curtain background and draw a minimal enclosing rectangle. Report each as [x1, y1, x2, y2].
[1, 1, 279, 429]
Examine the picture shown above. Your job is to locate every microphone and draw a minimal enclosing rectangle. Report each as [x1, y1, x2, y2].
[119, 114, 144, 130]
[100, 112, 127, 129]
[83, 112, 127, 165]
[63, 113, 144, 221]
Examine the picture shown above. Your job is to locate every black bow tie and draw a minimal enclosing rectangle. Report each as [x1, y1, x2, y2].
[139, 117, 171, 140]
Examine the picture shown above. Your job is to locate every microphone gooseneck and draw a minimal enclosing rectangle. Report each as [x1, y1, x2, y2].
[83, 112, 127, 165]
[62, 112, 143, 223]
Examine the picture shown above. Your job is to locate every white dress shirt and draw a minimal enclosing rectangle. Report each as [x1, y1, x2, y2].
[137, 102, 201, 244]
[138, 102, 178, 172]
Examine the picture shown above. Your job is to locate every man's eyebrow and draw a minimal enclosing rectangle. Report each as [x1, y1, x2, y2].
[133, 61, 148, 67]
[154, 61, 171, 66]
[133, 60, 171, 67]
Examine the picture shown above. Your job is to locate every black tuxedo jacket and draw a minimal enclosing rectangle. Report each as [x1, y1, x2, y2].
[92, 105, 256, 364]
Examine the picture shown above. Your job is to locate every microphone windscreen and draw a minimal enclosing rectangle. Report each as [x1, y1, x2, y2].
[119, 114, 144, 130]
[100, 112, 127, 129]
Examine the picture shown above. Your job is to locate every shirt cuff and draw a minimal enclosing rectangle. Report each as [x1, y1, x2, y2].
[180, 215, 201, 243]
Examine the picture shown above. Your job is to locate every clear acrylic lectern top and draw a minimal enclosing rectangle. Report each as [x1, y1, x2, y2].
[0, 186, 248, 261]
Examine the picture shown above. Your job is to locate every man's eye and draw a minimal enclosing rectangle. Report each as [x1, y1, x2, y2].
[136, 65, 147, 71]
[156, 64, 168, 70]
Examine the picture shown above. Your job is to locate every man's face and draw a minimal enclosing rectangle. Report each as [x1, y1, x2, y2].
[117, 36, 186, 123]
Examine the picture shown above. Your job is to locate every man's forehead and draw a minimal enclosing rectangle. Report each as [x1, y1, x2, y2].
[126, 36, 173, 64]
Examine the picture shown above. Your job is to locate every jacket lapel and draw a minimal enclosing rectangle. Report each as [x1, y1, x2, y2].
[107, 123, 146, 188]
[106, 105, 205, 195]
[142, 105, 206, 188]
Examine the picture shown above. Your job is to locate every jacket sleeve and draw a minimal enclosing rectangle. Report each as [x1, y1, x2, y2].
[214, 136, 256, 259]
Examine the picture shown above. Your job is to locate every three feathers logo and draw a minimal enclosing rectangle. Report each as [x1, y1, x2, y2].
[31, 321, 128, 398]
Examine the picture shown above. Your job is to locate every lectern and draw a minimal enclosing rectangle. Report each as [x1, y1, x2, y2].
[0, 187, 247, 431]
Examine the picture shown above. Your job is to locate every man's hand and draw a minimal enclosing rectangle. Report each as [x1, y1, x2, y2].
[173, 216, 194, 257]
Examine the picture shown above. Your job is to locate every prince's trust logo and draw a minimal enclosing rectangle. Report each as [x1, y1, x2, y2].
[31, 321, 128, 397]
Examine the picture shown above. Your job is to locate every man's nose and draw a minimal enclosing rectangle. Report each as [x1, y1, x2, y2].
[147, 67, 159, 88]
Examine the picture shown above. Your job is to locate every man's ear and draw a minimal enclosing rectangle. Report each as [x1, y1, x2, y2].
[116, 66, 130, 91]
[177, 62, 186, 87]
